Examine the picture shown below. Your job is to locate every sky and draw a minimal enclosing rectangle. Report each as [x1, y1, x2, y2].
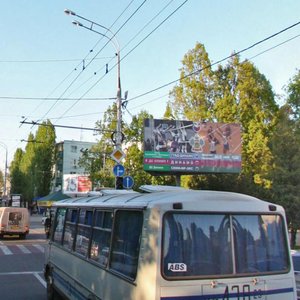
[0, 0, 300, 170]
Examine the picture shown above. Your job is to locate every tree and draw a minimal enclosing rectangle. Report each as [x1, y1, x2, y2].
[78, 141, 114, 189]
[224, 58, 277, 188]
[269, 105, 300, 247]
[286, 69, 300, 120]
[9, 148, 25, 195]
[80, 104, 119, 188]
[123, 143, 152, 188]
[10, 120, 56, 206]
[170, 42, 214, 121]
[34, 120, 56, 197]
[82, 107, 172, 190]
[163, 102, 175, 120]
[124, 110, 150, 144]
[19, 133, 36, 204]
[169, 45, 278, 192]
[123, 110, 178, 188]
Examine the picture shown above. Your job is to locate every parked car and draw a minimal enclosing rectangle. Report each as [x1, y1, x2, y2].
[291, 250, 300, 299]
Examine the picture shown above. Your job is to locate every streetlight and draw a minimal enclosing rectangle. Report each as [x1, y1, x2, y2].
[64, 9, 123, 150]
[0, 142, 8, 197]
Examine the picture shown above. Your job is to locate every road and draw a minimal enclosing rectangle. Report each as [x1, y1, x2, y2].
[0, 214, 47, 300]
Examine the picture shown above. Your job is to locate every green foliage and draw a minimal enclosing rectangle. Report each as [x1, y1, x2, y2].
[9, 148, 24, 195]
[9, 121, 56, 205]
[123, 110, 152, 144]
[170, 45, 278, 190]
[94, 103, 118, 142]
[84, 109, 160, 190]
[170, 42, 214, 121]
[214, 57, 277, 188]
[286, 69, 300, 119]
[34, 120, 56, 197]
[84, 105, 118, 188]
[269, 104, 300, 244]
[19, 133, 36, 202]
[163, 102, 175, 120]
[78, 141, 115, 189]
[123, 144, 152, 189]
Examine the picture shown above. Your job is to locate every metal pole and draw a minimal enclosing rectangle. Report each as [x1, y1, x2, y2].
[65, 9, 122, 149]
[116, 51, 122, 149]
[175, 174, 181, 187]
[4, 148, 7, 196]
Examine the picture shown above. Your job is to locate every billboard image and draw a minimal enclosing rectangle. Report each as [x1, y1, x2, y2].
[63, 174, 92, 194]
[144, 119, 242, 174]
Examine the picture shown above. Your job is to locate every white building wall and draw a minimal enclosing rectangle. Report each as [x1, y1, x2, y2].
[62, 140, 96, 175]
[52, 140, 96, 192]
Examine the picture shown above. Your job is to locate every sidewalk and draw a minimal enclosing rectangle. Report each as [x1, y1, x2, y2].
[30, 214, 43, 223]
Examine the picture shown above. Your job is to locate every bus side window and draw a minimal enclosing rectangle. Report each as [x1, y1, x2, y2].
[75, 209, 93, 257]
[53, 208, 67, 244]
[90, 210, 113, 266]
[63, 209, 78, 251]
[110, 210, 143, 280]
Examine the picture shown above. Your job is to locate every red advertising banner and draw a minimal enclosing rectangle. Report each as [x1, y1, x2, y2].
[143, 119, 242, 174]
[78, 176, 92, 192]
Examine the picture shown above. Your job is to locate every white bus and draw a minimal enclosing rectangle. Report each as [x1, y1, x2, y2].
[44, 186, 297, 300]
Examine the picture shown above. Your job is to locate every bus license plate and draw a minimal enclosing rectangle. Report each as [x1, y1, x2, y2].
[203, 282, 265, 299]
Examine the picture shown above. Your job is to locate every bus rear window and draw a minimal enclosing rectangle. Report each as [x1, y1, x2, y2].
[163, 213, 289, 278]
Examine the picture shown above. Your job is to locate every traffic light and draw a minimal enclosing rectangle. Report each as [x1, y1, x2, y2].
[115, 176, 123, 190]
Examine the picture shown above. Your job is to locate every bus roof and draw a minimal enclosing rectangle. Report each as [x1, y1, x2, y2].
[52, 187, 284, 214]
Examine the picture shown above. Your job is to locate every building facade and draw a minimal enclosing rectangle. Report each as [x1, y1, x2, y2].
[52, 140, 96, 192]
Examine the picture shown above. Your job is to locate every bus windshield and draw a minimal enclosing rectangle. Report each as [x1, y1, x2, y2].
[163, 213, 289, 278]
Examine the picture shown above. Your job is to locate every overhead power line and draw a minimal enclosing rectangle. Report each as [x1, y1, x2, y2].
[20, 0, 139, 130]
[0, 96, 116, 101]
[0, 57, 113, 63]
[127, 19, 300, 103]
[59, 0, 189, 120]
[20, 120, 114, 133]
[4, 31, 299, 109]
[38, 1, 148, 124]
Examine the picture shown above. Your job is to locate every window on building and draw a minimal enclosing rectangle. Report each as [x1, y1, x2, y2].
[71, 145, 77, 153]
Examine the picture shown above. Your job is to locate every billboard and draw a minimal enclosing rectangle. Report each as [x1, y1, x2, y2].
[63, 174, 92, 195]
[144, 119, 242, 174]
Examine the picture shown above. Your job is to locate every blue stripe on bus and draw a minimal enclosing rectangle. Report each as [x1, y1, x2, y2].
[161, 287, 295, 300]
[52, 270, 295, 300]
[53, 271, 87, 300]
